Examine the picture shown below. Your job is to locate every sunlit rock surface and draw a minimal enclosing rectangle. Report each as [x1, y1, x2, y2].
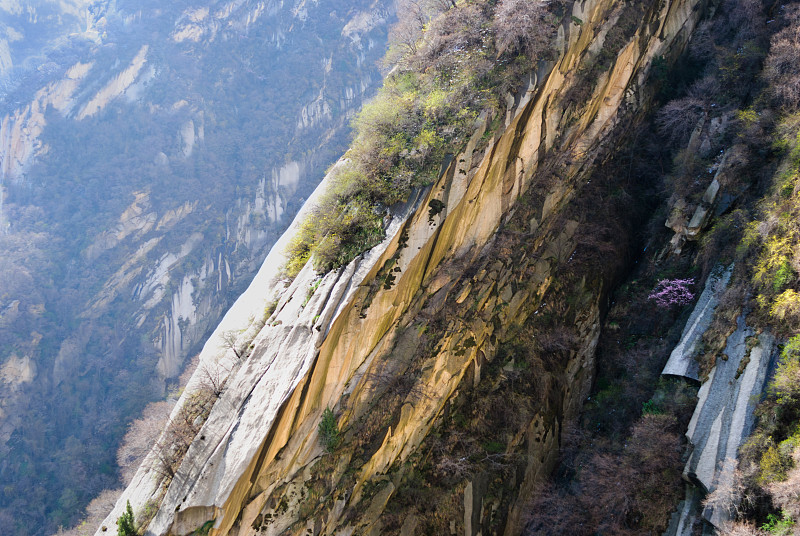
[97, 0, 713, 533]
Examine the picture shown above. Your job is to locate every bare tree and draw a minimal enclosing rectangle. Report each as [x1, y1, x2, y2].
[219, 329, 244, 359]
[387, 0, 455, 65]
[703, 458, 748, 521]
[198, 362, 229, 398]
[148, 381, 221, 482]
[116, 400, 173, 484]
[389, 0, 430, 57]
[493, 0, 556, 59]
[768, 448, 800, 521]
[764, 4, 800, 109]
[655, 96, 705, 147]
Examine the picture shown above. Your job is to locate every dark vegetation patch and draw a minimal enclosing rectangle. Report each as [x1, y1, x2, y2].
[344, 68, 673, 530]
[529, 0, 800, 533]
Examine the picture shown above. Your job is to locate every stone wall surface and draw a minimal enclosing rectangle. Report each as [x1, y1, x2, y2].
[96, 0, 713, 533]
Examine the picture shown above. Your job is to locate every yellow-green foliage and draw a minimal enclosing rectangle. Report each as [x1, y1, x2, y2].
[770, 335, 800, 406]
[744, 336, 800, 486]
[737, 107, 759, 126]
[745, 117, 800, 330]
[283, 0, 561, 278]
[760, 443, 790, 483]
[761, 511, 795, 535]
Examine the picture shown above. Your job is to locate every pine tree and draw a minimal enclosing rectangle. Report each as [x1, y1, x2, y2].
[116, 500, 136, 536]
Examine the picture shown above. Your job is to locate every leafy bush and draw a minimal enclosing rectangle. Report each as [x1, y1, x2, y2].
[195, 520, 215, 536]
[771, 290, 800, 329]
[116, 501, 135, 536]
[759, 444, 790, 484]
[761, 511, 795, 535]
[769, 335, 800, 406]
[642, 399, 663, 415]
[318, 407, 341, 453]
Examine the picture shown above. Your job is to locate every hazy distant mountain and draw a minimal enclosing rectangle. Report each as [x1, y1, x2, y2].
[0, 0, 391, 533]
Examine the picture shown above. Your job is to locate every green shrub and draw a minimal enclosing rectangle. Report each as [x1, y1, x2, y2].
[760, 444, 790, 483]
[770, 335, 800, 405]
[762, 511, 795, 535]
[318, 407, 341, 453]
[641, 399, 663, 415]
[773, 260, 795, 292]
[482, 440, 505, 454]
[116, 500, 136, 536]
[195, 520, 215, 536]
[136, 499, 159, 532]
[781, 334, 800, 361]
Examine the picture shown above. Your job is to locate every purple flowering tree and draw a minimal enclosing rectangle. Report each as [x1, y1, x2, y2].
[648, 278, 695, 308]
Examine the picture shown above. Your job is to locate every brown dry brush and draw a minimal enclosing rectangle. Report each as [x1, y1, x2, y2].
[717, 521, 769, 536]
[525, 415, 684, 536]
[703, 458, 751, 522]
[149, 384, 219, 482]
[117, 400, 174, 485]
[53, 488, 123, 536]
[767, 449, 800, 522]
[492, 0, 559, 60]
[763, 4, 800, 110]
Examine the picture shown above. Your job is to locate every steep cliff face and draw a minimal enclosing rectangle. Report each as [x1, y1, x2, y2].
[0, 1, 392, 533]
[99, 0, 714, 534]
[662, 268, 778, 533]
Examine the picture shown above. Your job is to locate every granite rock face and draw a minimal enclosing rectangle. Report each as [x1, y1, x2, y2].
[686, 320, 775, 527]
[662, 266, 733, 381]
[664, 299, 777, 533]
[97, 0, 713, 533]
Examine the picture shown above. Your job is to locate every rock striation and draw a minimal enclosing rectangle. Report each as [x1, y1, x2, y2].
[96, 0, 714, 534]
[689, 322, 774, 527]
[662, 266, 733, 381]
[664, 285, 777, 533]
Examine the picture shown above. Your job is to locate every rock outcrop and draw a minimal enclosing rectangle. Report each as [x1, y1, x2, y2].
[77, 45, 149, 120]
[689, 323, 774, 527]
[664, 278, 778, 533]
[662, 266, 733, 380]
[97, 0, 714, 534]
[0, 61, 93, 183]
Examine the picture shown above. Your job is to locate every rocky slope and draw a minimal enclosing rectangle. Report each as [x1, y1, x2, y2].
[97, 0, 721, 534]
[0, 0, 391, 533]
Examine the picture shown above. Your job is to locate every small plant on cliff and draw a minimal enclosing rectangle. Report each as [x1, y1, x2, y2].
[647, 278, 695, 308]
[318, 407, 341, 453]
[116, 500, 136, 536]
[762, 510, 795, 535]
